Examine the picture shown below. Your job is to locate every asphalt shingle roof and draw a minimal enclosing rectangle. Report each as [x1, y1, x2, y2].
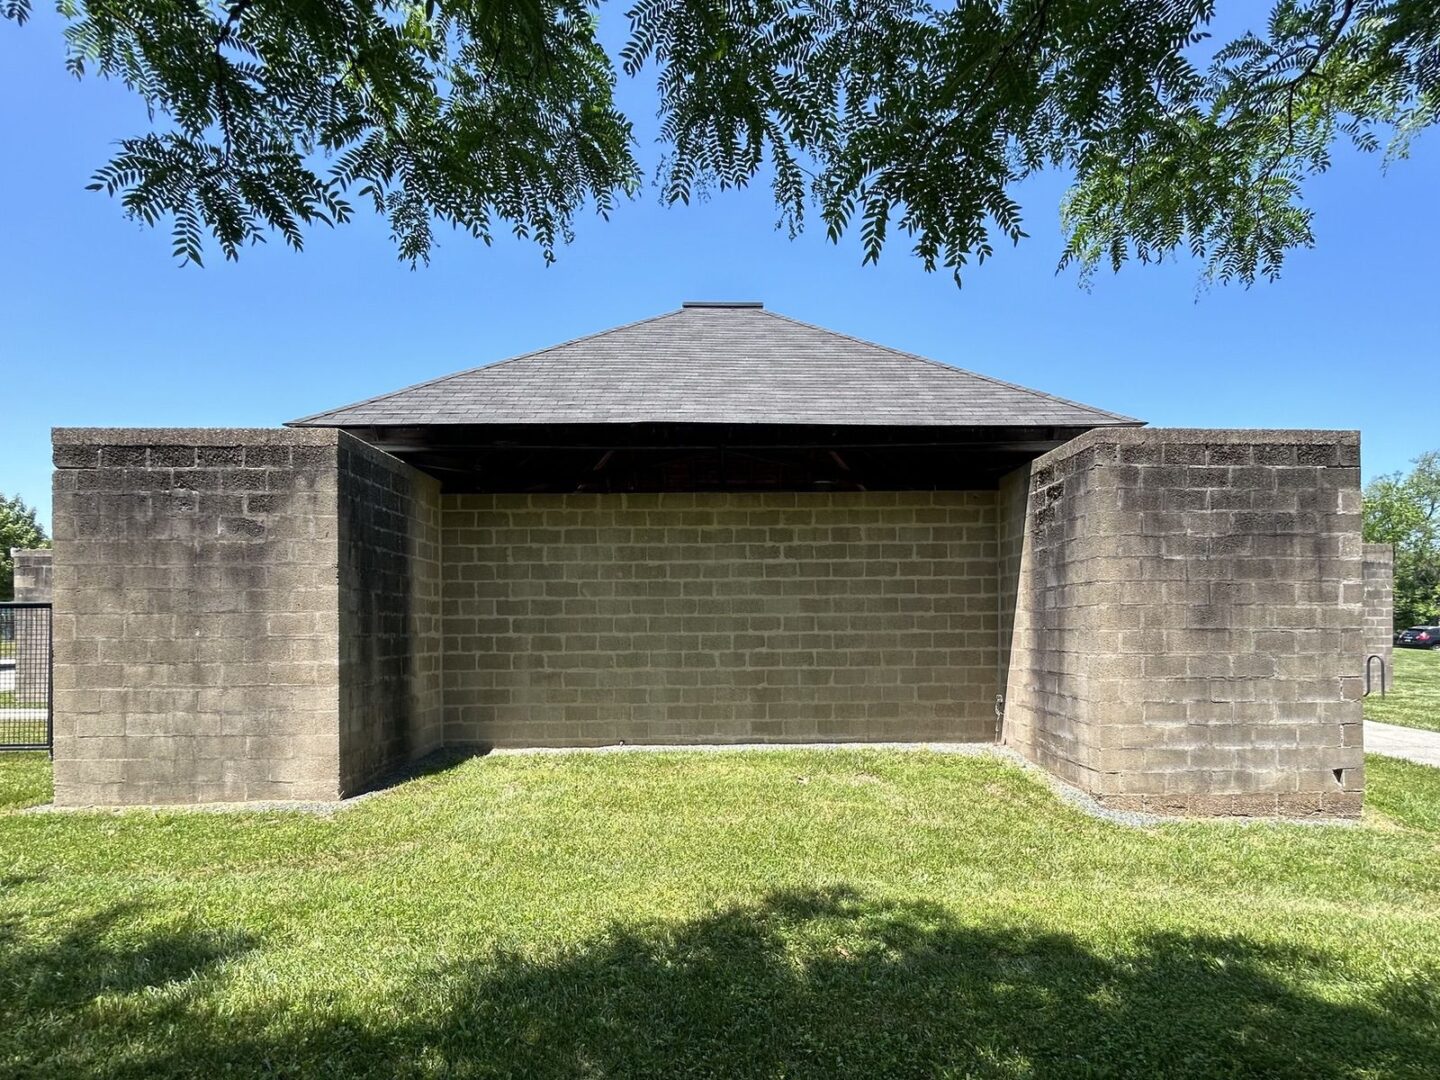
[289, 303, 1140, 428]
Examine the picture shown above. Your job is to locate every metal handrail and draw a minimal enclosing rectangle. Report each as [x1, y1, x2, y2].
[1364, 654, 1387, 697]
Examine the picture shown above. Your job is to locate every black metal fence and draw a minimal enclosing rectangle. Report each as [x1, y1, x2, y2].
[0, 603, 52, 751]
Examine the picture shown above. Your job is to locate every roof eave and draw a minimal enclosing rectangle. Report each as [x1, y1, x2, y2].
[287, 414, 1146, 430]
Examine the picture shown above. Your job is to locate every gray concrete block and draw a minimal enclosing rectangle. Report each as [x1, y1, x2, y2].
[46, 423, 1369, 817]
[1002, 428, 1364, 816]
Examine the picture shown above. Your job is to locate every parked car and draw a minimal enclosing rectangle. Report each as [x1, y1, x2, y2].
[1396, 625, 1440, 650]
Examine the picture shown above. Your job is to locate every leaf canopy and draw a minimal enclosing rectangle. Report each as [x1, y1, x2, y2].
[1365, 451, 1440, 630]
[4, 0, 1436, 281]
[0, 492, 49, 602]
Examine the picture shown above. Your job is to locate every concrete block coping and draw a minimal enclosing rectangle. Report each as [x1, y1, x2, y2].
[1034, 427, 1360, 467]
[52, 427, 341, 446]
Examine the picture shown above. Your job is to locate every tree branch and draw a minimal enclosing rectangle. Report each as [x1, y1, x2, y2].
[212, 0, 255, 161]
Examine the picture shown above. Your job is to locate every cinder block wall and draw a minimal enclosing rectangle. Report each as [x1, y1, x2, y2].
[50, 429, 441, 805]
[1003, 429, 1365, 816]
[12, 548, 53, 601]
[337, 437, 444, 793]
[995, 466, 1029, 723]
[441, 492, 1000, 746]
[1362, 542, 1394, 692]
[51, 429, 344, 804]
[48, 425, 1371, 815]
[999, 452, 1101, 791]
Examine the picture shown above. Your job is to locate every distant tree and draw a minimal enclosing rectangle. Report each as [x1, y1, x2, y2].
[2, 1, 1435, 281]
[1363, 451, 1440, 630]
[0, 493, 50, 602]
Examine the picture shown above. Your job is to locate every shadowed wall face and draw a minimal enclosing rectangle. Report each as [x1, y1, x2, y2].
[1003, 429, 1365, 817]
[995, 467, 1029, 724]
[337, 437, 443, 795]
[441, 492, 1001, 747]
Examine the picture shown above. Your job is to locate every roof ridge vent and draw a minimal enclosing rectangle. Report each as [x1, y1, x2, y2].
[681, 300, 764, 309]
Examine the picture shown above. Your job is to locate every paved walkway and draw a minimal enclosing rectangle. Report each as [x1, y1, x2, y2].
[1366, 720, 1440, 768]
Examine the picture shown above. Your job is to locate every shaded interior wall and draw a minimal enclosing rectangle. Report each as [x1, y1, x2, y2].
[998, 446, 1107, 791]
[1362, 542, 1394, 693]
[1003, 428, 1365, 817]
[50, 429, 344, 805]
[441, 492, 999, 746]
[336, 434, 444, 794]
[995, 465, 1030, 743]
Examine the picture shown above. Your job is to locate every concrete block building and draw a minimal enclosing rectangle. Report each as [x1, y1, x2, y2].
[49, 302, 1369, 814]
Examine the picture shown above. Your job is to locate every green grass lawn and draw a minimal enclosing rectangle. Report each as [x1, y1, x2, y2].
[0, 690, 47, 710]
[1365, 649, 1440, 733]
[1, 749, 1438, 1078]
[0, 694, 48, 747]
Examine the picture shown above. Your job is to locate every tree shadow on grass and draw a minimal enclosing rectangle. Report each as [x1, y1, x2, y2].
[4, 888, 1437, 1078]
[0, 902, 257, 1074]
[0, 903, 256, 1007]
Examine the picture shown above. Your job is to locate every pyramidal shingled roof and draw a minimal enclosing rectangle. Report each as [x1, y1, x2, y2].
[289, 302, 1140, 428]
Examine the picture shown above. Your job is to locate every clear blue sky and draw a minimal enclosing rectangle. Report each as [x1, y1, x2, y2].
[2, 6, 1437, 532]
